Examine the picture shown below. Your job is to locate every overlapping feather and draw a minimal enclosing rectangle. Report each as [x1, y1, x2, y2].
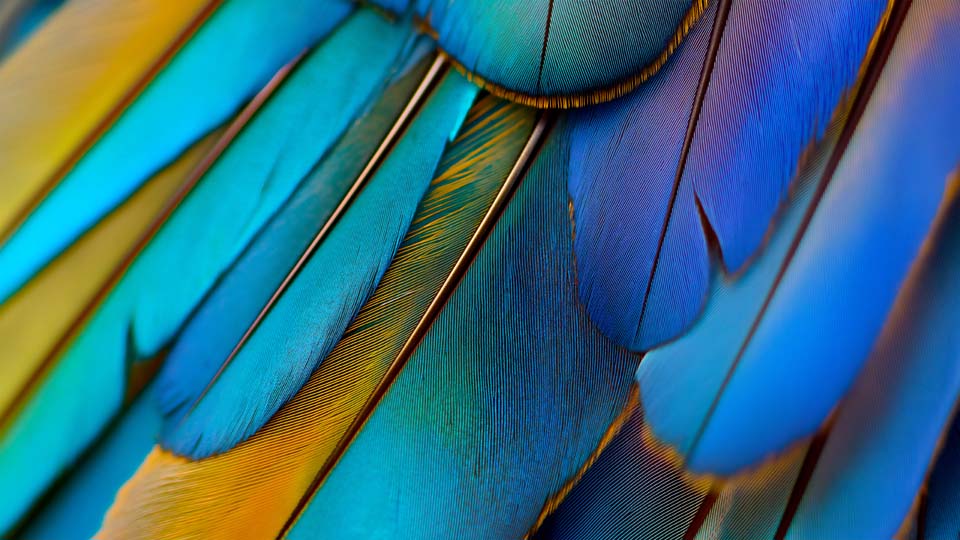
[97, 88, 536, 540]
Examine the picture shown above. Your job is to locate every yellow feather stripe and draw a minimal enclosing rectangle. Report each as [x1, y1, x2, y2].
[0, 129, 222, 418]
[97, 95, 539, 540]
[0, 0, 220, 241]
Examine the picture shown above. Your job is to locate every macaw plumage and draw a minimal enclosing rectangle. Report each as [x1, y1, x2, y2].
[1, 0, 958, 538]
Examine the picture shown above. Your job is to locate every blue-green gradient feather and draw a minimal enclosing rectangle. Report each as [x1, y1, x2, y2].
[416, 0, 695, 102]
[155, 21, 428, 458]
[288, 125, 642, 539]
[161, 70, 478, 459]
[0, 0, 353, 305]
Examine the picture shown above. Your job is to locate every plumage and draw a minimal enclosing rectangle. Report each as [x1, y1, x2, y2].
[0, 0, 353, 304]
[1, 0, 959, 537]
[568, 0, 887, 352]
[418, 0, 704, 106]
[289, 124, 640, 540]
[784, 178, 960, 537]
[156, 40, 433, 449]
[0, 0, 217, 243]
[690, 0, 960, 474]
[97, 91, 537, 540]
[16, 384, 164, 540]
[161, 58, 476, 459]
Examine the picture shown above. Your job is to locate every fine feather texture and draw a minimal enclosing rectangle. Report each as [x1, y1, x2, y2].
[416, 0, 702, 106]
[0, 0, 353, 304]
[0, 130, 220, 534]
[0, 0, 215, 240]
[568, 0, 887, 351]
[289, 125, 641, 540]
[156, 42, 432, 443]
[925, 415, 960, 539]
[785, 182, 960, 538]
[16, 384, 164, 540]
[533, 396, 710, 540]
[97, 92, 535, 540]
[0, 10, 393, 529]
[691, 0, 960, 474]
[161, 67, 477, 459]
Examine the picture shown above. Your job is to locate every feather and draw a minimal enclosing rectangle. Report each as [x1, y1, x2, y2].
[416, 0, 705, 106]
[924, 414, 960, 539]
[0, 0, 217, 244]
[0, 0, 64, 58]
[569, 0, 888, 351]
[285, 123, 641, 540]
[689, 0, 960, 474]
[0, 128, 221, 533]
[533, 395, 711, 540]
[161, 60, 477, 459]
[0, 8, 400, 527]
[784, 181, 960, 538]
[0, 127, 220, 437]
[97, 90, 537, 540]
[156, 41, 434, 447]
[15, 384, 164, 540]
[637, 117, 844, 468]
[0, 0, 353, 304]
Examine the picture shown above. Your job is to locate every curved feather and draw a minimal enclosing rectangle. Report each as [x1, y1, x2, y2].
[690, 0, 960, 474]
[417, 0, 703, 106]
[568, 0, 887, 351]
[286, 124, 641, 540]
[0, 0, 353, 304]
[0, 0, 217, 243]
[785, 182, 960, 538]
[161, 61, 477, 459]
[97, 91, 535, 540]
[155, 42, 433, 446]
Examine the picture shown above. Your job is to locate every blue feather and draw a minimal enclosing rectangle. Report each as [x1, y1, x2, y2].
[415, 0, 697, 104]
[568, 0, 886, 351]
[161, 70, 478, 459]
[0, 0, 354, 305]
[785, 184, 960, 537]
[155, 39, 432, 449]
[0, 8, 413, 529]
[289, 125, 641, 540]
[16, 385, 163, 540]
[691, 0, 960, 474]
